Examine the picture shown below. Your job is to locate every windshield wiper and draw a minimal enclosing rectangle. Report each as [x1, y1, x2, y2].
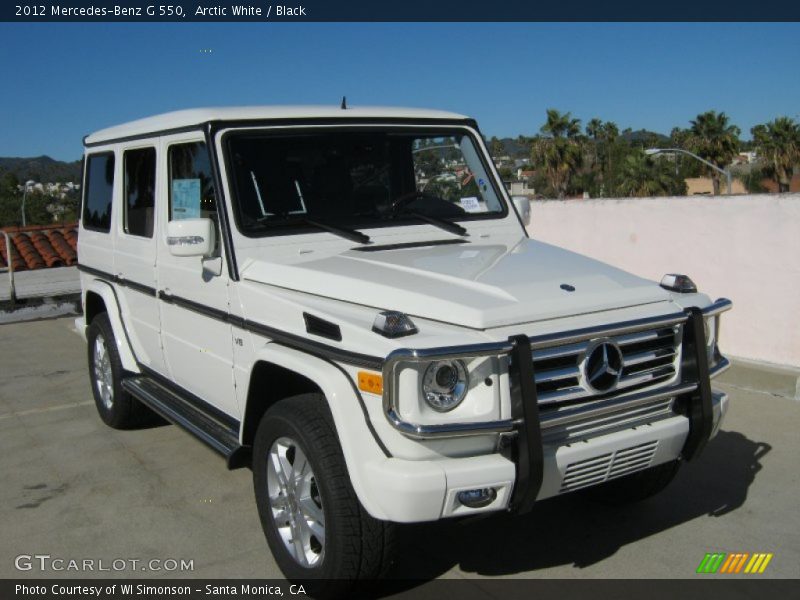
[250, 215, 371, 244]
[403, 211, 468, 237]
[298, 217, 371, 244]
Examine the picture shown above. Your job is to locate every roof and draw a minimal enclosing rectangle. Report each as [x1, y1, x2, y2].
[85, 105, 472, 145]
[1, 224, 78, 271]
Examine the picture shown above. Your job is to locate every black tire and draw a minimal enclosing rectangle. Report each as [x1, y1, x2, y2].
[587, 460, 681, 505]
[86, 313, 152, 429]
[253, 393, 396, 597]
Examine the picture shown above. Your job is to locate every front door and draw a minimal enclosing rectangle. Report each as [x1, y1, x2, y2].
[156, 134, 238, 419]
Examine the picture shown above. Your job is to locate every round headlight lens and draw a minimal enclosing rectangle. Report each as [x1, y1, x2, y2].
[422, 360, 468, 412]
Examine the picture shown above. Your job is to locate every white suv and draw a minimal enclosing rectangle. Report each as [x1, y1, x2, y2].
[76, 106, 731, 591]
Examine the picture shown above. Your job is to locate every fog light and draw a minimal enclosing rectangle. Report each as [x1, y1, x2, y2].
[457, 488, 497, 508]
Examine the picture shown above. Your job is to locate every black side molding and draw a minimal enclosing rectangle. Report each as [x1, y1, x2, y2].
[78, 263, 383, 370]
[507, 334, 544, 514]
[680, 307, 714, 460]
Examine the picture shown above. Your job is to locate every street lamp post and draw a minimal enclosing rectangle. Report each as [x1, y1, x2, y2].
[645, 148, 733, 196]
[21, 180, 35, 227]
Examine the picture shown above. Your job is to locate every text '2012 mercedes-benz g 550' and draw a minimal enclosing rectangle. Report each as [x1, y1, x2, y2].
[76, 106, 732, 592]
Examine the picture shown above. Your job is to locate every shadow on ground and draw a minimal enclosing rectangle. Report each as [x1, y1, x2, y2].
[386, 429, 770, 585]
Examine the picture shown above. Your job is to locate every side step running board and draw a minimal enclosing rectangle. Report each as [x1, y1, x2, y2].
[122, 376, 250, 470]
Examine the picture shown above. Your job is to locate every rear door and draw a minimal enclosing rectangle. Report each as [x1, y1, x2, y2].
[113, 144, 164, 371]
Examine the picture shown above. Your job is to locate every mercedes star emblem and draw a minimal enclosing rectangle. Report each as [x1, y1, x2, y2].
[582, 339, 624, 393]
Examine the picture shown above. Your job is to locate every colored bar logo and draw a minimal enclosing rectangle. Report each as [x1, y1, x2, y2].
[696, 552, 773, 574]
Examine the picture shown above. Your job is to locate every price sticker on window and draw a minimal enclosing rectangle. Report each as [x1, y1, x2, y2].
[459, 196, 483, 213]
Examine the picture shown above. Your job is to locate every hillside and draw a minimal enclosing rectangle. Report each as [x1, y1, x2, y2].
[0, 156, 82, 184]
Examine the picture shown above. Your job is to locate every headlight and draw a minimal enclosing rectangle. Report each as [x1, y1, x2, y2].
[421, 360, 468, 412]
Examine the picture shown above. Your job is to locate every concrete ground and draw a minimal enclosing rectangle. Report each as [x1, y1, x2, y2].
[1, 317, 798, 584]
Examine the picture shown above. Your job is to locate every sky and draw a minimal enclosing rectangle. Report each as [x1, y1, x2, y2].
[1, 22, 799, 161]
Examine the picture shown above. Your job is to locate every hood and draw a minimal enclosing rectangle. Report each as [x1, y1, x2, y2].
[240, 237, 672, 329]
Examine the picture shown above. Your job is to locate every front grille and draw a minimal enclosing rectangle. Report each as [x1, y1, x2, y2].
[559, 440, 659, 493]
[533, 325, 682, 406]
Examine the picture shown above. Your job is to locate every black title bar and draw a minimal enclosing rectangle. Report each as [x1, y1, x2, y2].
[4, 1, 800, 22]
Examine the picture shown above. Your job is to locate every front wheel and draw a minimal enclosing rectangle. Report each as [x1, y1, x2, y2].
[253, 394, 396, 596]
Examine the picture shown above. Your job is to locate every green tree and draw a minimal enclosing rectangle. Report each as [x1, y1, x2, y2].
[1, 172, 20, 196]
[489, 136, 504, 159]
[24, 191, 54, 225]
[531, 109, 584, 198]
[751, 117, 800, 193]
[688, 111, 741, 195]
[597, 121, 620, 183]
[614, 152, 686, 197]
[586, 118, 603, 168]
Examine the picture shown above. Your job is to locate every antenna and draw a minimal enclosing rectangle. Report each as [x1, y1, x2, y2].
[340, 96, 347, 110]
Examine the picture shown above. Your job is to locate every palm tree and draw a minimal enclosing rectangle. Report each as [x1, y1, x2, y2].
[600, 121, 619, 143]
[616, 152, 682, 197]
[531, 109, 584, 198]
[586, 118, 603, 168]
[751, 117, 800, 193]
[688, 111, 741, 195]
[540, 108, 582, 139]
[598, 121, 620, 178]
[586, 118, 602, 140]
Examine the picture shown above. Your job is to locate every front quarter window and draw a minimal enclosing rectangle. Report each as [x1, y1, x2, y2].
[225, 128, 506, 237]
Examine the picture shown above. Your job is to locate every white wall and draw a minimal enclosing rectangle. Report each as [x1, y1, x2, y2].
[527, 194, 800, 368]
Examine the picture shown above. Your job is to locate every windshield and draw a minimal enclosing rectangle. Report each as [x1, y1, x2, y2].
[224, 128, 506, 236]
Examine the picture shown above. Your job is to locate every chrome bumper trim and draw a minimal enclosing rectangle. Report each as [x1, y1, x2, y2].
[539, 382, 697, 430]
[708, 356, 731, 379]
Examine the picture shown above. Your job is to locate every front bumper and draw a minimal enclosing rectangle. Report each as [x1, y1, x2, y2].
[367, 299, 732, 522]
[363, 388, 728, 522]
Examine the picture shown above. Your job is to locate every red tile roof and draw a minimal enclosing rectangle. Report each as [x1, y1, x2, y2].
[0, 223, 78, 271]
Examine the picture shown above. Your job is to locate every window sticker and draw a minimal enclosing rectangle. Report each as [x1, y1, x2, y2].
[172, 179, 201, 220]
[459, 196, 484, 213]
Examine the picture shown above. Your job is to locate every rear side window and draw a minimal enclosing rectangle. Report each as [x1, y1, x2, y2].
[82, 153, 115, 232]
[123, 147, 156, 238]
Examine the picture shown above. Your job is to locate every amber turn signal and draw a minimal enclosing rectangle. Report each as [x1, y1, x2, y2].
[358, 371, 383, 395]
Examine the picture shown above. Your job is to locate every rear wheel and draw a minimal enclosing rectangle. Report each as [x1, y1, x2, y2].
[587, 460, 681, 504]
[253, 393, 396, 596]
[86, 313, 152, 429]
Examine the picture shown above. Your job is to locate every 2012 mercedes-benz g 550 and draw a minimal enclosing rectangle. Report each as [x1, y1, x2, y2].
[76, 106, 732, 590]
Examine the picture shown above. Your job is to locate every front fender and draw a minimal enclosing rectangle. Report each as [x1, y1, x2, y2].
[247, 343, 401, 521]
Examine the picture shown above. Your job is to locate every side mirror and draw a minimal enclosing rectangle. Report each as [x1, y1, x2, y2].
[512, 196, 531, 227]
[166, 218, 215, 258]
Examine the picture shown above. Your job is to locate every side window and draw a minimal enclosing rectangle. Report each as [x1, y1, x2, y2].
[82, 152, 115, 232]
[168, 142, 217, 222]
[123, 147, 156, 238]
[169, 141, 219, 254]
